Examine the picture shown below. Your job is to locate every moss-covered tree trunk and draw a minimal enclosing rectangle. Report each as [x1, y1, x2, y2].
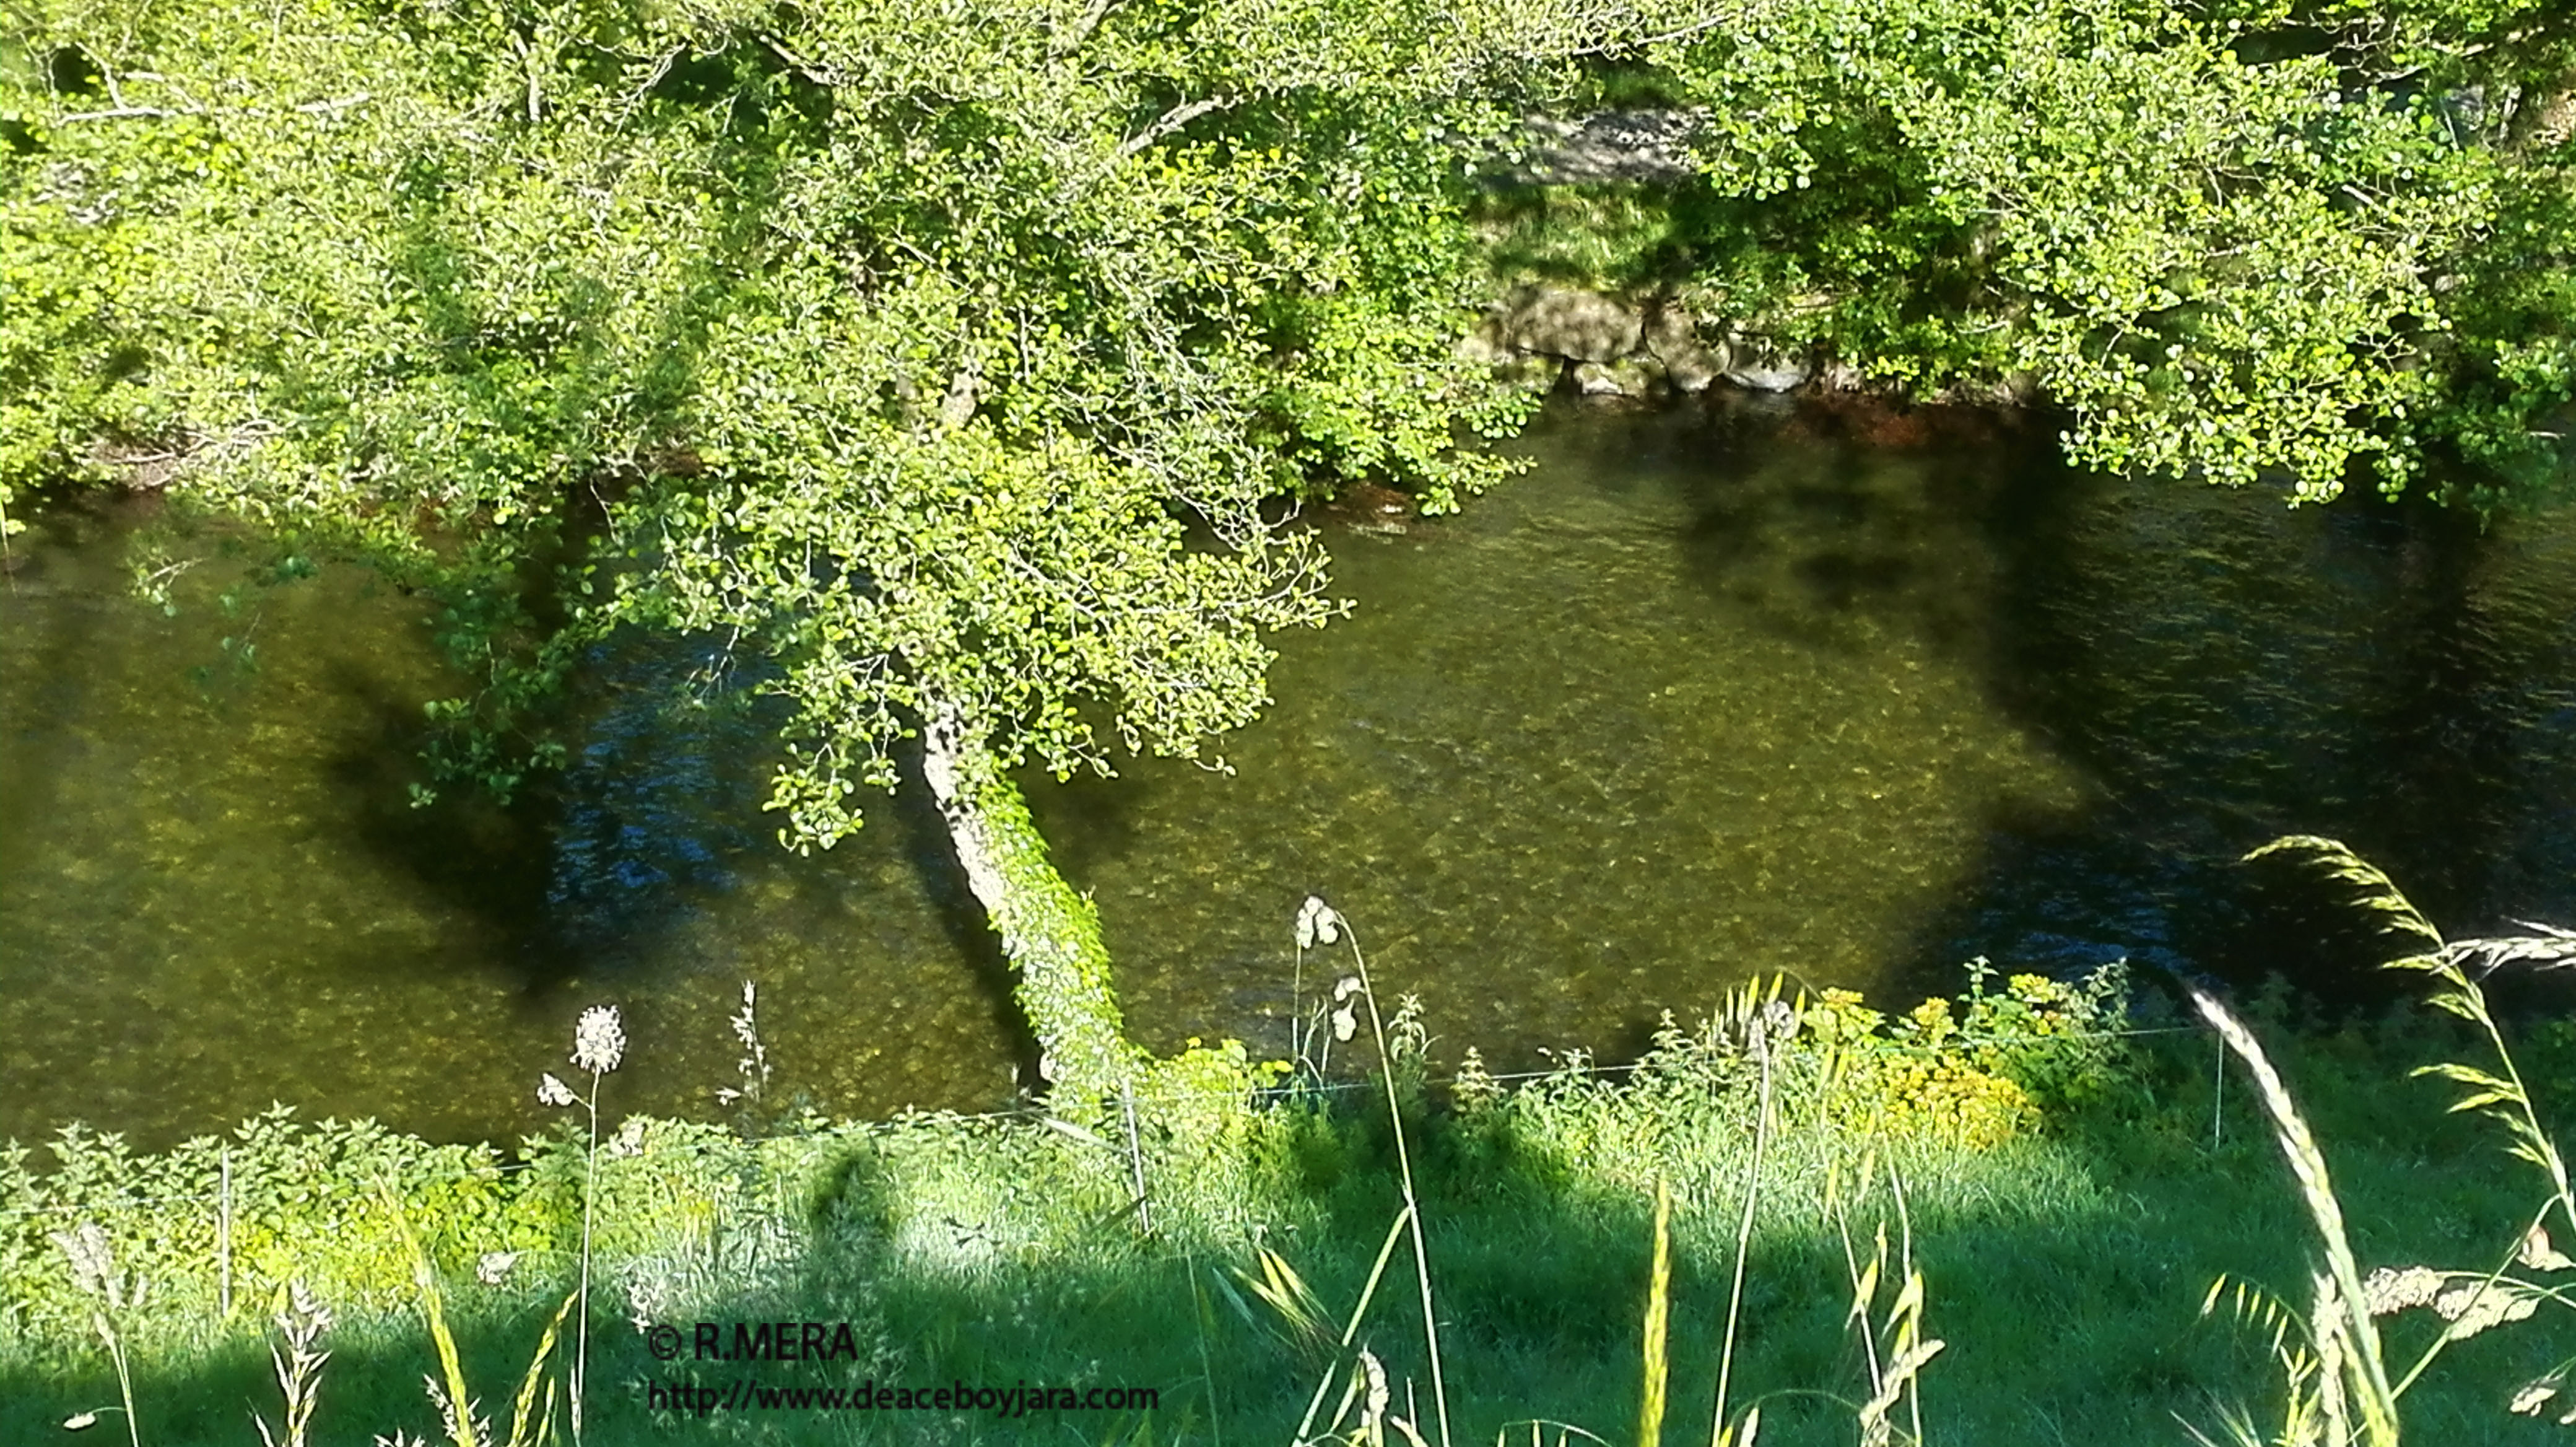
[919, 696, 1140, 1123]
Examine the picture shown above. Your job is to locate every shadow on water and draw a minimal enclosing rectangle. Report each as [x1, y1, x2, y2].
[323, 618, 1046, 1076]
[1905, 432, 2576, 1016]
[1671, 396, 2029, 663]
[321, 662, 559, 987]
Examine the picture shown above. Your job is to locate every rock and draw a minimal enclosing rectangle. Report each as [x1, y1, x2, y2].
[1720, 331, 1812, 393]
[1641, 304, 1723, 393]
[1574, 360, 1660, 397]
[1502, 354, 1565, 392]
[1453, 323, 1516, 367]
[1574, 363, 1623, 396]
[1496, 285, 1643, 364]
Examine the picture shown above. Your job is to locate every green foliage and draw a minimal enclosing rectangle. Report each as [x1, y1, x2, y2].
[1437, 963, 2139, 1226]
[26, 958, 2576, 1443]
[1608, 0, 2574, 503]
[0, 0, 1697, 839]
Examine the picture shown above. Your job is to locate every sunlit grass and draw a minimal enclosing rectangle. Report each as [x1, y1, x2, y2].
[8, 886, 2576, 1444]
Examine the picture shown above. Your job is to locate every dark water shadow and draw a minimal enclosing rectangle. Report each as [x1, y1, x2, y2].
[1890, 432, 2576, 1016]
[1670, 396, 2031, 662]
[1020, 753, 1159, 883]
[318, 660, 562, 983]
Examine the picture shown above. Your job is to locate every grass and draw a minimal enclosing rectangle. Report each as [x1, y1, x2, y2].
[8, 872, 2576, 1443]
[2174, 837, 2576, 1445]
[1472, 184, 1690, 294]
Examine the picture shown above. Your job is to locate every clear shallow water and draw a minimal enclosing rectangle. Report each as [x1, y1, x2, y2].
[7, 399, 2576, 1148]
[1035, 402, 2092, 1067]
[0, 501, 1024, 1148]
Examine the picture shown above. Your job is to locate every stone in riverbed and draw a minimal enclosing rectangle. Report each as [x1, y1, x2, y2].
[1575, 359, 1661, 398]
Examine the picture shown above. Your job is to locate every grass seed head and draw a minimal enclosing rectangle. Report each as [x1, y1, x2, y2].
[50, 1222, 111, 1300]
[2360, 1265, 2441, 1316]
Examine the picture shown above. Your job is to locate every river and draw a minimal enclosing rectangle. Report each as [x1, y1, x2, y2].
[6, 395, 2573, 1149]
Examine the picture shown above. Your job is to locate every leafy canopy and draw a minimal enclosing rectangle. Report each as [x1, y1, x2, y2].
[0, 0, 1727, 841]
[1629, 0, 2574, 502]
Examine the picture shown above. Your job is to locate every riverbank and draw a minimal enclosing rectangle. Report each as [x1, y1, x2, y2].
[8, 946, 2575, 1445]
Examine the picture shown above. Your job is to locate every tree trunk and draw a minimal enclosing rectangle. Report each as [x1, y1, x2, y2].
[2509, 72, 2576, 155]
[918, 694, 1138, 1119]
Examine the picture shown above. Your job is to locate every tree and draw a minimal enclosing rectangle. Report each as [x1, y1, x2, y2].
[0, 0, 1731, 1107]
[1632, 0, 2573, 504]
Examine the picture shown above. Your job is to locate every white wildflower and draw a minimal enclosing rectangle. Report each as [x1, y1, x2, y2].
[537, 1072, 577, 1108]
[1297, 896, 1342, 949]
[476, 1251, 521, 1286]
[572, 1005, 625, 1074]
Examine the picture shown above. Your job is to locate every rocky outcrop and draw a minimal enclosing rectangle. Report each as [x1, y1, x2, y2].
[1641, 303, 1724, 393]
[1474, 284, 1817, 400]
[1496, 285, 1642, 363]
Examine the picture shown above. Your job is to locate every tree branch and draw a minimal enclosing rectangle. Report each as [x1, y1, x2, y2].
[759, 34, 839, 87]
[1049, 0, 1124, 58]
[59, 105, 189, 121]
[1115, 95, 1237, 158]
[1564, 11, 1739, 59]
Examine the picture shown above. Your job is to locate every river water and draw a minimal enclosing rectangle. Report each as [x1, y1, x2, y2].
[6, 397, 2574, 1148]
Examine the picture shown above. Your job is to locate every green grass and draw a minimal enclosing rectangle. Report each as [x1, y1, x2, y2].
[1469, 184, 1698, 295]
[9, 924, 2576, 1443]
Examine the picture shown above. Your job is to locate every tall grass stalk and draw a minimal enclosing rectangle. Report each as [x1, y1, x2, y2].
[1284, 1207, 1416, 1443]
[51, 1220, 144, 1447]
[2232, 836, 2576, 1425]
[385, 1184, 485, 1447]
[251, 1280, 332, 1447]
[2181, 981, 2400, 1446]
[1284, 897, 1451, 1447]
[1188, 1244, 1227, 1447]
[386, 1181, 579, 1447]
[1710, 997, 1791, 1447]
[1831, 1156, 1939, 1447]
[1351, 928, 1452, 1447]
[1638, 1177, 1672, 1447]
[537, 1003, 626, 1443]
